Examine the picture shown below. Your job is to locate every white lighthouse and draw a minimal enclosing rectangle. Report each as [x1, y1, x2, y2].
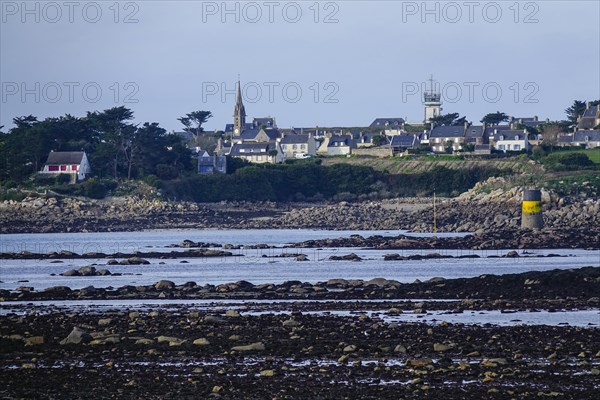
[423, 75, 442, 125]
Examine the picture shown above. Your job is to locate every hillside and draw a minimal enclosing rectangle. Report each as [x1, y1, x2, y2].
[322, 155, 541, 174]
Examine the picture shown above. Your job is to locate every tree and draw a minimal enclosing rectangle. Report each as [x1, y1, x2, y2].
[371, 135, 388, 146]
[445, 140, 454, 154]
[429, 113, 467, 127]
[565, 100, 587, 123]
[85, 106, 136, 179]
[481, 112, 508, 125]
[178, 111, 213, 138]
[539, 123, 566, 146]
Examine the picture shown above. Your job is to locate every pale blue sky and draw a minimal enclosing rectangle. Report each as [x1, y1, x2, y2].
[1, 0, 599, 131]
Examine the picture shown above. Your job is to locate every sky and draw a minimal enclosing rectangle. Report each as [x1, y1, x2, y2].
[1, 0, 599, 132]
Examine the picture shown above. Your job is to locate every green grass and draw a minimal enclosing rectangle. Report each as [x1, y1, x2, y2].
[547, 148, 600, 164]
[542, 172, 600, 197]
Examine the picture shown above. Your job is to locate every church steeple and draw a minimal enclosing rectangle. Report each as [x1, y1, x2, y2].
[233, 78, 246, 136]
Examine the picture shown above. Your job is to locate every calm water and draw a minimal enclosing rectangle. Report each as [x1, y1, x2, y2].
[0, 229, 598, 291]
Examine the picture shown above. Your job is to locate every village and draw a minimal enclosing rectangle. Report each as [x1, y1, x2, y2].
[36, 78, 600, 181]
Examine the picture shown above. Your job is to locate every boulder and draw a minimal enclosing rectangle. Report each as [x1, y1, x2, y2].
[60, 327, 92, 345]
[193, 338, 210, 346]
[231, 342, 265, 352]
[154, 280, 175, 291]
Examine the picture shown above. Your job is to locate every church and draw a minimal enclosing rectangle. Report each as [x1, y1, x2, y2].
[224, 80, 277, 136]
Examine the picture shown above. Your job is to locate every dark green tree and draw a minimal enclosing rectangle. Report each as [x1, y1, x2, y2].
[178, 111, 213, 137]
[481, 111, 509, 125]
[429, 113, 467, 126]
[85, 107, 136, 179]
[565, 100, 587, 123]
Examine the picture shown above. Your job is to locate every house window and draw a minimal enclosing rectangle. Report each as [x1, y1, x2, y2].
[514, 144, 521, 151]
[48, 165, 59, 171]
[293, 144, 297, 149]
[499, 135, 504, 140]
[239, 149, 245, 153]
[257, 156, 263, 161]
[301, 144, 306, 149]
[72, 165, 78, 171]
[60, 165, 67, 171]
[585, 136, 590, 142]
[515, 135, 520, 140]
[499, 145, 505, 150]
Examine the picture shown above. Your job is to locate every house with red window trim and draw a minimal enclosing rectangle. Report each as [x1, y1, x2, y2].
[39, 151, 91, 182]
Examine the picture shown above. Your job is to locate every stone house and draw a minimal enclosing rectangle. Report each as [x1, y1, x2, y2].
[429, 125, 466, 152]
[279, 133, 317, 158]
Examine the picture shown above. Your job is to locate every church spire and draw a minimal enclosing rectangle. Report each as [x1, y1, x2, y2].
[233, 77, 246, 136]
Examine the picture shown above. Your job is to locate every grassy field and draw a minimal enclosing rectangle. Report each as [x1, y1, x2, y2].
[549, 148, 600, 163]
[321, 154, 540, 174]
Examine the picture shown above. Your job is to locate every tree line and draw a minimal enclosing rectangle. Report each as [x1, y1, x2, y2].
[160, 160, 504, 202]
[0, 107, 193, 183]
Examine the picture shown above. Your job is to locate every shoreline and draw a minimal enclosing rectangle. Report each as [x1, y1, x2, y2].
[1, 266, 599, 399]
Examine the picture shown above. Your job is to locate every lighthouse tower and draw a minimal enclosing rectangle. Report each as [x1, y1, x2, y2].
[423, 75, 442, 125]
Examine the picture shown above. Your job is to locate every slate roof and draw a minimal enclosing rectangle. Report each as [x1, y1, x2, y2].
[484, 125, 513, 136]
[390, 134, 419, 148]
[239, 129, 261, 140]
[465, 125, 485, 138]
[573, 130, 600, 142]
[328, 136, 352, 147]
[225, 123, 254, 133]
[558, 135, 574, 143]
[229, 142, 277, 156]
[253, 117, 275, 128]
[281, 134, 311, 144]
[45, 151, 85, 165]
[370, 118, 405, 128]
[492, 130, 527, 141]
[582, 105, 599, 118]
[430, 125, 465, 138]
[358, 132, 378, 142]
[262, 129, 281, 141]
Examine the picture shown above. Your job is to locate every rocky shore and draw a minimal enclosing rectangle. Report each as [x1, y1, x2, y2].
[3, 267, 599, 305]
[1, 182, 598, 242]
[1, 267, 599, 399]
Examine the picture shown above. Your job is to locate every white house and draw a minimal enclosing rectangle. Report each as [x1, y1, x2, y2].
[39, 151, 91, 182]
[228, 142, 284, 164]
[492, 129, 530, 152]
[318, 135, 354, 156]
